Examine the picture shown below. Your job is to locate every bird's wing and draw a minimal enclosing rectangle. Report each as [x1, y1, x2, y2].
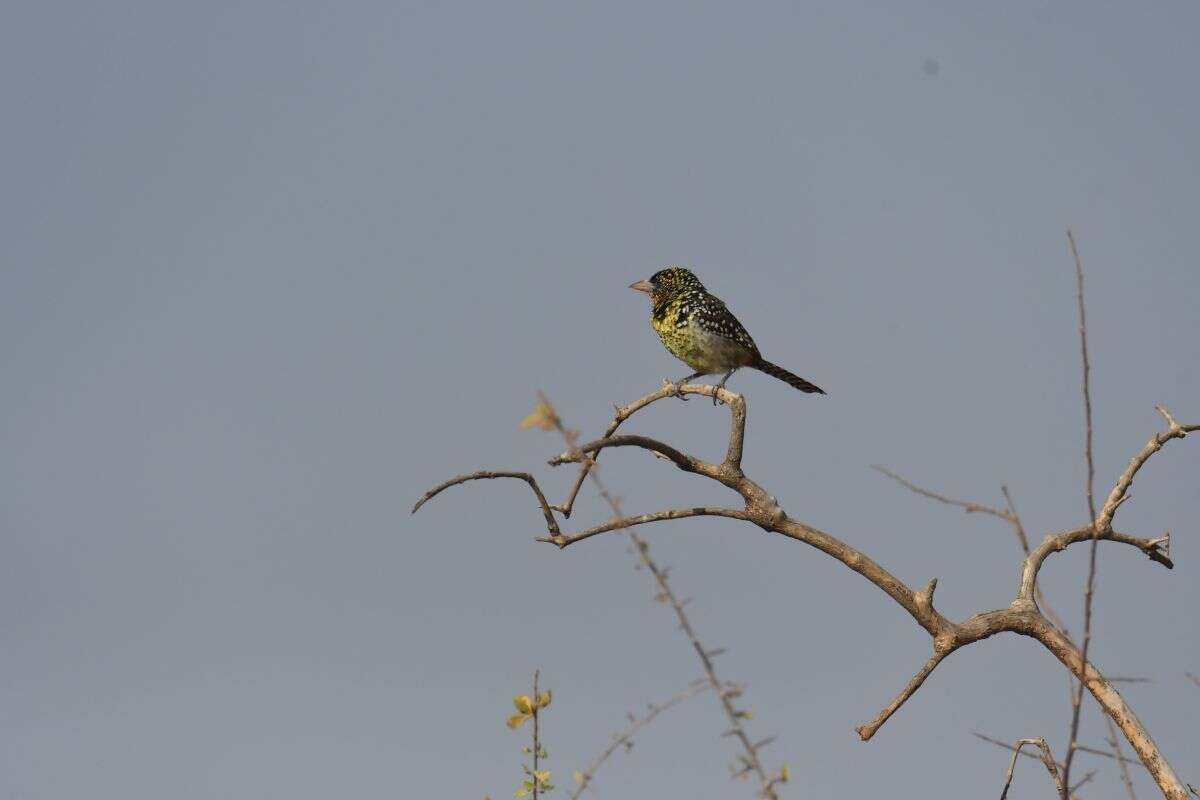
[693, 293, 759, 354]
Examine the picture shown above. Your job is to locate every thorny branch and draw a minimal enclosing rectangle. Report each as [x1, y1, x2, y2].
[880, 470, 1157, 798]
[415, 372, 1196, 797]
[875, 470, 1069, 632]
[1063, 227, 1100, 798]
[412, 470, 560, 535]
[1107, 713, 1140, 800]
[998, 738, 1065, 800]
[974, 731, 1148, 771]
[568, 680, 710, 799]
[533, 670, 542, 800]
[538, 393, 786, 800]
[871, 465, 1018, 522]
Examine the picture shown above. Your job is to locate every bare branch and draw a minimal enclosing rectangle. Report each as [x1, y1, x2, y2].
[537, 507, 751, 548]
[1106, 713, 1140, 800]
[533, 670, 541, 800]
[1062, 227, 1098, 799]
[1018, 527, 1173, 604]
[873, 466, 1015, 522]
[1075, 227, 1099, 527]
[1070, 769, 1098, 795]
[976, 730, 1148, 772]
[1096, 408, 1198, 533]
[424, 372, 1196, 797]
[412, 470, 560, 534]
[1032, 618, 1184, 795]
[997, 737, 1065, 800]
[539, 393, 781, 799]
[1000, 485, 1032, 555]
[569, 679, 710, 799]
[553, 382, 745, 517]
[1074, 740, 1149, 768]
[549, 434, 700, 473]
[974, 732, 1063, 767]
[856, 645, 950, 741]
[874, 469, 1080, 632]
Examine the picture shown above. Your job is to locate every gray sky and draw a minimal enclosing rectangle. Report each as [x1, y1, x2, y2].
[3, 2, 1198, 798]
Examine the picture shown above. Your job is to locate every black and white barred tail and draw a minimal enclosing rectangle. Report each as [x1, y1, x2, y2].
[751, 358, 825, 394]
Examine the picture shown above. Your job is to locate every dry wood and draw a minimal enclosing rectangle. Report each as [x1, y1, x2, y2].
[416, 375, 1194, 797]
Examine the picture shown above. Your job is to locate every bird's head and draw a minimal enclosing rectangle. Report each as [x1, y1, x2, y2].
[629, 266, 704, 303]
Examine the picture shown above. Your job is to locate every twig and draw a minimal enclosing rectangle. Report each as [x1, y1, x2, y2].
[533, 670, 541, 800]
[998, 738, 1065, 800]
[411, 470, 560, 534]
[537, 507, 751, 548]
[1106, 713, 1139, 800]
[974, 731, 1148, 770]
[974, 732, 1063, 767]
[875, 470, 1070, 631]
[872, 466, 1015, 521]
[1001, 485, 1032, 554]
[1096, 408, 1198, 533]
[1070, 769, 1099, 795]
[855, 644, 949, 740]
[1063, 229, 1100, 799]
[569, 680, 710, 799]
[552, 382, 746, 517]
[419, 377, 1196, 798]
[538, 393, 783, 799]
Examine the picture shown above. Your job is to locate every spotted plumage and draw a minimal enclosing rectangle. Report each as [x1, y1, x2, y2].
[630, 266, 824, 402]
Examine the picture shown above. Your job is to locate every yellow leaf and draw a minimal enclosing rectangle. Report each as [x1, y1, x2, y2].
[506, 713, 531, 729]
[537, 689, 552, 709]
[513, 695, 534, 714]
[534, 770, 551, 785]
[573, 771, 585, 784]
[781, 764, 791, 782]
[519, 402, 557, 431]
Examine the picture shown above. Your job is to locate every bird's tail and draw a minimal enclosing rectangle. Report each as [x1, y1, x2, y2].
[751, 358, 825, 395]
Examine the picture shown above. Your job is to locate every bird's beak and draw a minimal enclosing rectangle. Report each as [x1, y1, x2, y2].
[629, 279, 654, 293]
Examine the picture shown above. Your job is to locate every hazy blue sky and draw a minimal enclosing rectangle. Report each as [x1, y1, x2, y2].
[3, 2, 1198, 798]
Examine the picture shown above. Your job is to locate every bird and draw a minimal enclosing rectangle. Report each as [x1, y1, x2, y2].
[629, 266, 824, 404]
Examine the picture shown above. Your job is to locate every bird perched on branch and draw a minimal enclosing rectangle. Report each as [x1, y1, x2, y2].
[630, 266, 824, 404]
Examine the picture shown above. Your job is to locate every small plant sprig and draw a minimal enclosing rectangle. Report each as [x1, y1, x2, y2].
[507, 670, 553, 798]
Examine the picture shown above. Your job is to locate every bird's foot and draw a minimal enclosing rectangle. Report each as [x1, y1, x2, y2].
[664, 378, 690, 401]
[712, 369, 737, 405]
